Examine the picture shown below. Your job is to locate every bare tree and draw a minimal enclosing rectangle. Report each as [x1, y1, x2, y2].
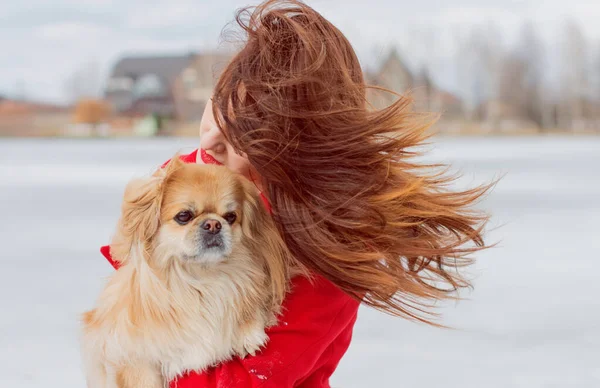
[516, 22, 545, 129]
[456, 24, 503, 121]
[591, 42, 600, 126]
[64, 60, 101, 104]
[560, 20, 589, 130]
[14, 79, 27, 101]
[496, 53, 526, 105]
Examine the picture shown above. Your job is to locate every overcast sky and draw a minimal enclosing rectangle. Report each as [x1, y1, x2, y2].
[1, 0, 600, 103]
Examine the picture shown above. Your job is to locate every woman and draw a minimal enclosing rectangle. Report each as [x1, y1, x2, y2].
[101, 1, 489, 386]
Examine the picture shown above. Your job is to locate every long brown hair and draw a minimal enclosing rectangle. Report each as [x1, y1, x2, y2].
[212, 0, 491, 324]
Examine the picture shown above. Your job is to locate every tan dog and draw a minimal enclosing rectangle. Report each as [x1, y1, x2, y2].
[81, 156, 293, 388]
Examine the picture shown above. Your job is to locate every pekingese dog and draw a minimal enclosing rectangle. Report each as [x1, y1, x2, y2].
[81, 156, 293, 388]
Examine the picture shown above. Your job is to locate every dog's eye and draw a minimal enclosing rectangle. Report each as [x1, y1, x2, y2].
[174, 211, 194, 225]
[223, 212, 237, 225]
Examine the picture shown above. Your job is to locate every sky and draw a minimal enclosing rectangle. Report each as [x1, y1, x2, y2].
[1, 0, 600, 104]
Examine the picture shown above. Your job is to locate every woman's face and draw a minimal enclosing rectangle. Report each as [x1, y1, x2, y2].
[198, 99, 262, 190]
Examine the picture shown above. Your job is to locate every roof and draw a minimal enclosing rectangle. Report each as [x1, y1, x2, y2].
[0, 99, 69, 115]
[365, 48, 414, 88]
[378, 48, 412, 78]
[109, 54, 196, 83]
[436, 90, 462, 105]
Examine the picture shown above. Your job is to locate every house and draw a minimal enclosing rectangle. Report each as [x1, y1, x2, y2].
[365, 49, 464, 120]
[104, 52, 233, 123]
[105, 53, 195, 118]
[0, 98, 71, 136]
[477, 100, 540, 134]
[172, 53, 233, 122]
[365, 48, 414, 109]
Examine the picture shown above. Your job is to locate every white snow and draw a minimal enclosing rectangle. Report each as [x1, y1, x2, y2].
[1, 136, 598, 388]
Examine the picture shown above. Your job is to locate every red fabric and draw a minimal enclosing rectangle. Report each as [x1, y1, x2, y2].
[99, 150, 359, 387]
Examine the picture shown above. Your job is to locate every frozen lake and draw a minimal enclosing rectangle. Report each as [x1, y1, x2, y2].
[1, 137, 599, 387]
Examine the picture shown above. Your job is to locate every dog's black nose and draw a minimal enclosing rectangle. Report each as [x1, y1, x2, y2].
[202, 219, 222, 234]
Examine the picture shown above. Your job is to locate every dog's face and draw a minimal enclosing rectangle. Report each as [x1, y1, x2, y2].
[110, 155, 293, 309]
[111, 156, 273, 267]
[157, 163, 247, 265]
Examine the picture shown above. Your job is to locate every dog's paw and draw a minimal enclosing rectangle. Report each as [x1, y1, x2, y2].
[237, 324, 269, 358]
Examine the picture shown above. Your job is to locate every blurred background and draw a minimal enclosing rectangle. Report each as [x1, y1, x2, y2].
[1, 1, 599, 387]
[3, 0, 600, 135]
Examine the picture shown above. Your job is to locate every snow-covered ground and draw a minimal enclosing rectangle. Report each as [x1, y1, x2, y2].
[1, 137, 598, 388]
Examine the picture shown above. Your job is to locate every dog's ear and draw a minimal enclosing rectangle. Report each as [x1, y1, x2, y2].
[110, 155, 184, 266]
[241, 179, 291, 310]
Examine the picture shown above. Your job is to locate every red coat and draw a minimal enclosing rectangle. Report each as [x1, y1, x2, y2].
[99, 150, 359, 388]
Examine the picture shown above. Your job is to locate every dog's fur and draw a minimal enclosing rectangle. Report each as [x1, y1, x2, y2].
[81, 156, 293, 388]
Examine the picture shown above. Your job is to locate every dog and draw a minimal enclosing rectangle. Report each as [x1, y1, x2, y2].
[81, 155, 293, 388]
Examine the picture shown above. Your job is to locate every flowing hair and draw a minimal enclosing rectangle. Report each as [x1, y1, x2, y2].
[212, 0, 492, 324]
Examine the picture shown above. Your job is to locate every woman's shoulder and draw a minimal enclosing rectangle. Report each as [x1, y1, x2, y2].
[286, 274, 356, 307]
[269, 273, 359, 334]
[229, 274, 358, 387]
[171, 274, 359, 388]
[160, 149, 198, 168]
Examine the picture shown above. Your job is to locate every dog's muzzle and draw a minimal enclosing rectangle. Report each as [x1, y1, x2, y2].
[201, 219, 224, 249]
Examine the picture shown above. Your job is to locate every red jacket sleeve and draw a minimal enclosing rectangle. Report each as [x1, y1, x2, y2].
[99, 246, 358, 388]
[170, 275, 358, 388]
